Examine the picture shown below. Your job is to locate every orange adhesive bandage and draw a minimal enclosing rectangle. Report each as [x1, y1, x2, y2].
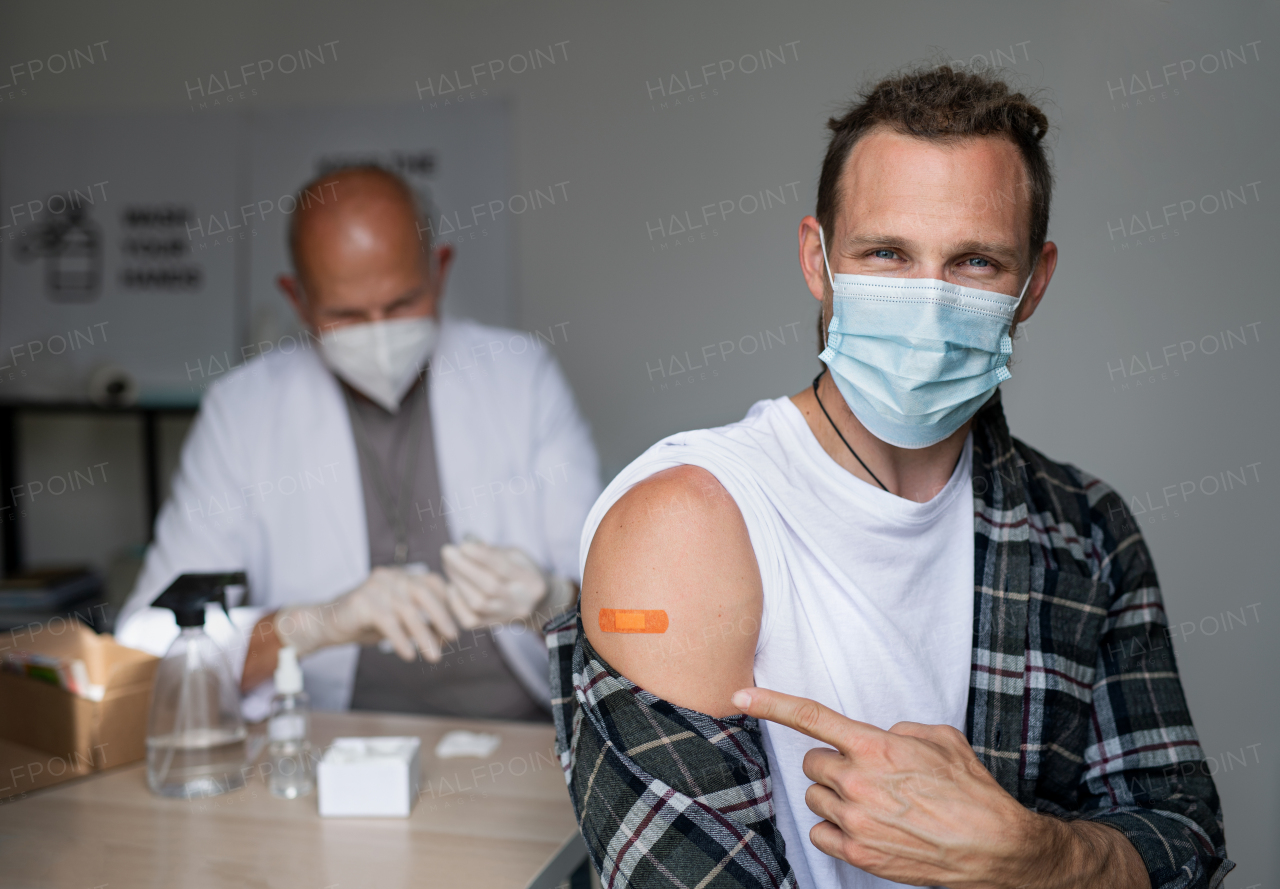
[598, 608, 669, 634]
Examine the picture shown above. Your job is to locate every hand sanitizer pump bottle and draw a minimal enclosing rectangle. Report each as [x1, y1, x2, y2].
[268, 646, 314, 798]
[145, 573, 249, 798]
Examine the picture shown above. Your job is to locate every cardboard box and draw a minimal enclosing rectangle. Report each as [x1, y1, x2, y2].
[0, 621, 158, 771]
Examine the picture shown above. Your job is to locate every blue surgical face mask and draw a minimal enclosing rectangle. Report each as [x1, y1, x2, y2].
[817, 228, 1036, 449]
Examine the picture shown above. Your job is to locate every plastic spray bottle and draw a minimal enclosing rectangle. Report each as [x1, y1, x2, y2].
[268, 646, 313, 798]
[145, 572, 249, 798]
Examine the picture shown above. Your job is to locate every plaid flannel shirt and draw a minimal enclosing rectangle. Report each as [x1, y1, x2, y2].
[547, 390, 1232, 889]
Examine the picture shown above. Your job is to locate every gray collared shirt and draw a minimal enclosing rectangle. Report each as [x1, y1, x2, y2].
[343, 375, 547, 722]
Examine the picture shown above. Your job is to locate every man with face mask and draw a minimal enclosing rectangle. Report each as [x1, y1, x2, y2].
[550, 67, 1229, 888]
[117, 166, 601, 721]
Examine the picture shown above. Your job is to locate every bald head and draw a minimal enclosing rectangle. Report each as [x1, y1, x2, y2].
[278, 166, 453, 333]
[288, 166, 427, 284]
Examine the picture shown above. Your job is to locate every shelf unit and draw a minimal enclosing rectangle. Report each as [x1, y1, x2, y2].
[0, 401, 198, 576]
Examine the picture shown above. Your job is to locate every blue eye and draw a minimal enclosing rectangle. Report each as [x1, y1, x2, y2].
[966, 257, 990, 267]
[873, 249, 896, 259]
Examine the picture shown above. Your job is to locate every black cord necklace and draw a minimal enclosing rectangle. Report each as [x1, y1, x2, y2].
[811, 371, 889, 492]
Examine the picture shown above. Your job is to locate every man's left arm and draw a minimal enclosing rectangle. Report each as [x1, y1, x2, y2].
[732, 688, 1150, 889]
[1069, 491, 1233, 888]
[731, 491, 1233, 889]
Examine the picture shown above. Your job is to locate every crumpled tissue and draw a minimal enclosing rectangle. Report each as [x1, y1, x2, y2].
[434, 729, 501, 759]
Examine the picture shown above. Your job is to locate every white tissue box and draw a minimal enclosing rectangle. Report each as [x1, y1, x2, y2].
[317, 737, 422, 817]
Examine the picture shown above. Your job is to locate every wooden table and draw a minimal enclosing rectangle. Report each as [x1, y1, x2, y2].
[0, 710, 588, 889]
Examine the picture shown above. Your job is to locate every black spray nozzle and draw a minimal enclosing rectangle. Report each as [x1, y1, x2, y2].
[151, 572, 248, 627]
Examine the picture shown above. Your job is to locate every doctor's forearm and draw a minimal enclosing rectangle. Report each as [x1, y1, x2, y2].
[241, 613, 282, 692]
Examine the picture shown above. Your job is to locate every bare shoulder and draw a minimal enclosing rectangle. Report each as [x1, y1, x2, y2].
[581, 464, 761, 717]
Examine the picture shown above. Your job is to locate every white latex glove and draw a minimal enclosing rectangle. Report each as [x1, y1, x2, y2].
[440, 540, 576, 629]
[273, 566, 459, 662]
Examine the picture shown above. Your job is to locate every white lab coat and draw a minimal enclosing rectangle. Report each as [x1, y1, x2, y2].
[116, 318, 601, 715]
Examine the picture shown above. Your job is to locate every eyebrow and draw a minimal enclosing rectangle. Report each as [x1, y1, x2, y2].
[842, 233, 1023, 265]
[319, 284, 429, 316]
[384, 284, 429, 308]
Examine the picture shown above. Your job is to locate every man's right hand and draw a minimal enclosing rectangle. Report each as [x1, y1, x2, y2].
[273, 566, 460, 662]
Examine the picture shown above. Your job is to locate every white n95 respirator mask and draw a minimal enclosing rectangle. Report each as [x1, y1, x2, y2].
[317, 316, 438, 412]
[817, 228, 1035, 449]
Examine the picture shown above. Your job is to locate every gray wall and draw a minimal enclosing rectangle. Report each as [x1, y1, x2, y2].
[1, 0, 1275, 881]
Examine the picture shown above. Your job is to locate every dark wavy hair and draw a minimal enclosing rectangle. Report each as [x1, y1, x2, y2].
[816, 64, 1053, 261]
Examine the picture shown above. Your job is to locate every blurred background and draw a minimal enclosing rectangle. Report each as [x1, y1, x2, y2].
[0, 1, 1274, 881]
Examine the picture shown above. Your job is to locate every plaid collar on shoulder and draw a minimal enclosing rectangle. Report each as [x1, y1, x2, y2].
[965, 387, 1036, 793]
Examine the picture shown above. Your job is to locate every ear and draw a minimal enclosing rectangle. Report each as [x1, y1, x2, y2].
[798, 216, 829, 302]
[1015, 240, 1058, 325]
[278, 274, 303, 312]
[278, 274, 316, 331]
[433, 243, 455, 284]
[421, 243, 455, 318]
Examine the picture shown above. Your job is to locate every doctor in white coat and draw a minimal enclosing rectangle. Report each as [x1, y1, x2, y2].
[116, 166, 601, 718]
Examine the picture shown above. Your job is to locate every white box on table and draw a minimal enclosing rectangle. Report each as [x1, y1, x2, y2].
[317, 736, 422, 817]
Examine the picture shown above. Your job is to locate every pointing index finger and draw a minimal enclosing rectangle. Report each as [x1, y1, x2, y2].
[731, 687, 882, 753]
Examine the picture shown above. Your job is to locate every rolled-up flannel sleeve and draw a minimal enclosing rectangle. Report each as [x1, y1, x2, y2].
[1075, 487, 1233, 888]
[546, 608, 795, 889]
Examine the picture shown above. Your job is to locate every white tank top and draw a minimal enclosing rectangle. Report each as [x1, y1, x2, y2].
[580, 397, 974, 889]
